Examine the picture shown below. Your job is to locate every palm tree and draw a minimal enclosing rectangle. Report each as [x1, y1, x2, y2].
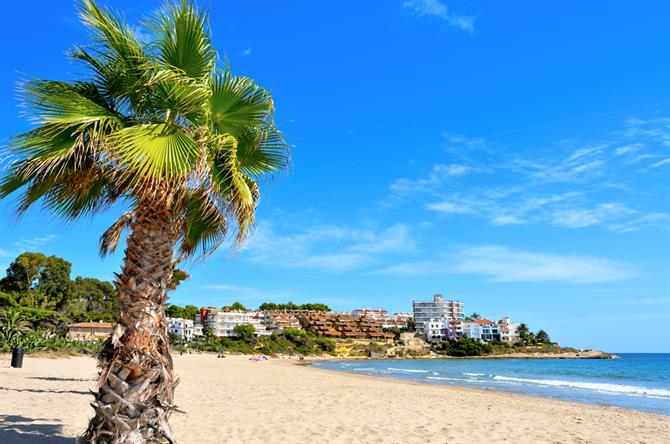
[0, 308, 32, 348]
[467, 312, 481, 321]
[0, 1, 288, 441]
[535, 329, 551, 344]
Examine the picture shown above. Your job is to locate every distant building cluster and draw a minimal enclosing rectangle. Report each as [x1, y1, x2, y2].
[414, 294, 520, 344]
[67, 292, 522, 345]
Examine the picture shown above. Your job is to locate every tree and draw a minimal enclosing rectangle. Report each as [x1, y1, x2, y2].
[517, 323, 536, 345]
[165, 304, 198, 320]
[0, 252, 73, 309]
[63, 277, 118, 322]
[467, 312, 481, 321]
[258, 301, 331, 311]
[223, 301, 246, 311]
[536, 329, 551, 344]
[0, 1, 288, 440]
[234, 323, 255, 342]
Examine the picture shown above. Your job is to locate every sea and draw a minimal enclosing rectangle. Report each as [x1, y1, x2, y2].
[315, 353, 670, 415]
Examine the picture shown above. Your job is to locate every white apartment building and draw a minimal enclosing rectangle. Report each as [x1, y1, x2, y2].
[423, 318, 450, 342]
[166, 317, 200, 341]
[413, 294, 464, 334]
[462, 320, 502, 342]
[498, 316, 520, 343]
[351, 309, 389, 320]
[196, 310, 269, 338]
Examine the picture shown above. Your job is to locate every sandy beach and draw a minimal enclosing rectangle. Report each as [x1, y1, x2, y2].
[1, 354, 668, 443]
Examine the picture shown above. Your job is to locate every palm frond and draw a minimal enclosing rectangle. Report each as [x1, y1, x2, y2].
[19, 80, 122, 129]
[178, 189, 228, 259]
[236, 125, 290, 177]
[100, 211, 133, 256]
[209, 72, 274, 136]
[151, 0, 216, 79]
[112, 123, 200, 180]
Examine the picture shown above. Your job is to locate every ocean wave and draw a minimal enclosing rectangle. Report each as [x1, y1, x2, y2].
[463, 372, 485, 377]
[492, 375, 670, 398]
[351, 367, 376, 372]
[387, 367, 429, 373]
[427, 376, 461, 381]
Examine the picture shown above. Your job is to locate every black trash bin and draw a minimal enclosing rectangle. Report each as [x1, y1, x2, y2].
[11, 347, 24, 368]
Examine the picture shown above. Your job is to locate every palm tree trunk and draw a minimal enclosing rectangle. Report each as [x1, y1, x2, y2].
[82, 198, 177, 443]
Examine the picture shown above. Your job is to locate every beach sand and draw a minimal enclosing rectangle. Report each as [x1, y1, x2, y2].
[0, 354, 668, 443]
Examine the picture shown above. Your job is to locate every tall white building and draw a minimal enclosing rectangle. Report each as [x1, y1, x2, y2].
[196, 310, 269, 337]
[498, 316, 520, 343]
[166, 317, 200, 341]
[413, 294, 464, 334]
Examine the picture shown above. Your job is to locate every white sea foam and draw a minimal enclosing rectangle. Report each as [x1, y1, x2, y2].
[351, 368, 376, 372]
[387, 367, 429, 373]
[492, 376, 670, 398]
[427, 376, 461, 381]
[463, 372, 485, 377]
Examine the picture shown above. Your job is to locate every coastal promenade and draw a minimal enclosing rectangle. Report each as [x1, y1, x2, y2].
[1, 354, 668, 443]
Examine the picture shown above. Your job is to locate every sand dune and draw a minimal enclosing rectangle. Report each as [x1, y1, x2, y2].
[0, 354, 668, 443]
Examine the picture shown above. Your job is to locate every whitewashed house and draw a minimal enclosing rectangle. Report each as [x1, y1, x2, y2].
[167, 317, 199, 341]
[195, 309, 269, 337]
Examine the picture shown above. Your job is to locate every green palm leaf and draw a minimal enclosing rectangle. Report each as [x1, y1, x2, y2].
[20, 80, 121, 129]
[152, 0, 216, 79]
[179, 189, 228, 258]
[209, 72, 274, 135]
[237, 125, 289, 177]
[112, 123, 200, 179]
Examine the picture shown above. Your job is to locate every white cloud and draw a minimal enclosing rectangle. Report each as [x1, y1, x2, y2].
[529, 146, 607, 183]
[454, 245, 636, 283]
[490, 215, 524, 226]
[390, 163, 470, 194]
[14, 234, 57, 251]
[389, 117, 670, 234]
[608, 213, 669, 233]
[245, 222, 414, 273]
[623, 117, 670, 147]
[651, 158, 670, 168]
[242, 47, 253, 56]
[403, 0, 475, 32]
[373, 245, 636, 283]
[551, 203, 636, 229]
[613, 143, 644, 156]
[425, 201, 473, 214]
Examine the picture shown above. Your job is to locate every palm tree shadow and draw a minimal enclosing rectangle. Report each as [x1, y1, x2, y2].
[0, 414, 73, 443]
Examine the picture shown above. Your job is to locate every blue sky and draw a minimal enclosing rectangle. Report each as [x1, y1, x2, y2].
[1, 0, 669, 352]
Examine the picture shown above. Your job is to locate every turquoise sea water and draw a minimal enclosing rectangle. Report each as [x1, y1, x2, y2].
[315, 354, 670, 415]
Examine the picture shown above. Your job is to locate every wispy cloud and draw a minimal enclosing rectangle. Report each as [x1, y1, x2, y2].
[390, 163, 470, 194]
[613, 143, 644, 156]
[551, 203, 636, 228]
[242, 47, 253, 56]
[374, 245, 637, 283]
[14, 234, 57, 252]
[245, 221, 415, 273]
[390, 117, 670, 233]
[651, 158, 670, 168]
[453, 245, 636, 283]
[403, 0, 475, 32]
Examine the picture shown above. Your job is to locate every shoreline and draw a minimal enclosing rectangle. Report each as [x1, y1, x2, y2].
[302, 358, 668, 417]
[1, 354, 668, 443]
